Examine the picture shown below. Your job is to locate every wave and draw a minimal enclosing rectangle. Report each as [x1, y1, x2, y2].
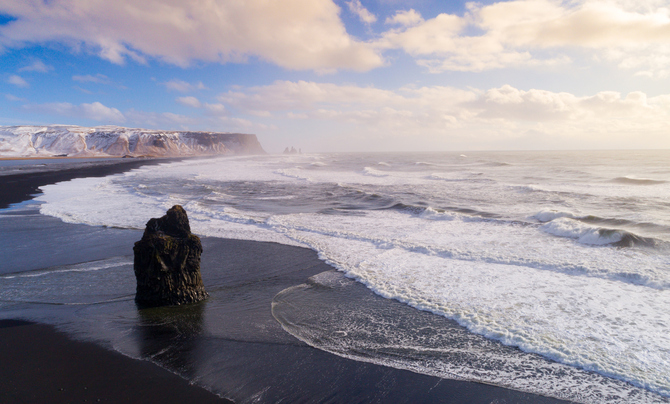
[426, 173, 470, 182]
[483, 161, 512, 167]
[384, 202, 501, 220]
[272, 271, 668, 403]
[533, 210, 670, 239]
[540, 217, 659, 248]
[362, 167, 388, 177]
[273, 169, 311, 181]
[612, 176, 667, 185]
[427, 173, 495, 184]
[0, 257, 131, 279]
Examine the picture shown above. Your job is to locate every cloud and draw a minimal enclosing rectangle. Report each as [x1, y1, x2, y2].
[346, 0, 377, 24]
[176, 95, 228, 117]
[0, 0, 383, 72]
[176, 96, 202, 108]
[5, 93, 26, 102]
[204, 103, 226, 115]
[377, 0, 670, 74]
[8, 74, 28, 87]
[72, 74, 112, 85]
[18, 59, 53, 73]
[163, 79, 206, 93]
[218, 80, 670, 150]
[385, 9, 423, 26]
[124, 109, 194, 128]
[24, 101, 126, 122]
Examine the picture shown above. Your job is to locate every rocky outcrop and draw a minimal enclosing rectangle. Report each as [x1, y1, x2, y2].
[133, 205, 208, 308]
[0, 125, 266, 157]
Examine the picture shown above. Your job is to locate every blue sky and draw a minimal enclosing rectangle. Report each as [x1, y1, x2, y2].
[1, 0, 670, 152]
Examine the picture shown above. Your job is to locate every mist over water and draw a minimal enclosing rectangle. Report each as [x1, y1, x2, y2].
[10, 150, 670, 402]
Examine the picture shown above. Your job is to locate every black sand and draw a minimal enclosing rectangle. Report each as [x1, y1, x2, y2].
[0, 319, 232, 404]
[0, 160, 573, 403]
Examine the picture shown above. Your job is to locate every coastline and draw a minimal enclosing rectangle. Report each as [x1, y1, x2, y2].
[0, 161, 574, 403]
[0, 156, 183, 209]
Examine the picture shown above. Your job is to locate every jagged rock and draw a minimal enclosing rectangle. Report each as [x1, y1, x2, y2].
[133, 205, 208, 308]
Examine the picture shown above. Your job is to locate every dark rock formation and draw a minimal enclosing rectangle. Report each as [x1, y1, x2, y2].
[283, 146, 300, 154]
[133, 205, 208, 308]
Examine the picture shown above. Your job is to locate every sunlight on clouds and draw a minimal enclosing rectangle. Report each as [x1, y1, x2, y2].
[220, 81, 670, 149]
[378, 0, 670, 75]
[0, 0, 383, 72]
[1, 0, 668, 75]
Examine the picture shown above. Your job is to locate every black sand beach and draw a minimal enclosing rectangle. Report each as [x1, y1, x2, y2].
[0, 319, 232, 404]
[0, 159, 572, 403]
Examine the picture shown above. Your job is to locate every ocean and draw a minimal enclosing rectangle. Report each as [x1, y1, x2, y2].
[1, 150, 669, 403]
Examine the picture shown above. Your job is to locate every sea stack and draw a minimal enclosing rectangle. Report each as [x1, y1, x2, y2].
[133, 205, 208, 308]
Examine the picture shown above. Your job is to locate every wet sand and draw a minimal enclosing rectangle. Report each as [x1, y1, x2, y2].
[0, 319, 231, 404]
[0, 160, 572, 403]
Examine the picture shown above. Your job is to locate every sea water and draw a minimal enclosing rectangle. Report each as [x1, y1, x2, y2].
[5, 151, 670, 402]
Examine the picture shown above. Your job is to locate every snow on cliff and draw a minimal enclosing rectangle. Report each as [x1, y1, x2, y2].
[0, 125, 265, 157]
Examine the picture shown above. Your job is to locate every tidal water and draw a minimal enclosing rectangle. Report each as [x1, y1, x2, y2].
[1, 151, 669, 403]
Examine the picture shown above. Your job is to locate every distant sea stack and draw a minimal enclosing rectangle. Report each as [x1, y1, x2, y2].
[0, 125, 265, 158]
[133, 205, 208, 308]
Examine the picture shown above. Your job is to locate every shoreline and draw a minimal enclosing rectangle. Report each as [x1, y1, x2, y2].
[0, 160, 575, 403]
[0, 157, 181, 209]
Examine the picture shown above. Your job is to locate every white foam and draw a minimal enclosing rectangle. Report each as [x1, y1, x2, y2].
[541, 217, 623, 245]
[532, 209, 578, 222]
[419, 207, 455, 221]
[362, 167, 388, 177]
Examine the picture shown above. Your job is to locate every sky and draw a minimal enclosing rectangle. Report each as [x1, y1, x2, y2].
[1, 0, 670, 152]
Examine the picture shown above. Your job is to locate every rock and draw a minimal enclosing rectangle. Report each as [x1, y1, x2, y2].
[133, 205, 208, 308]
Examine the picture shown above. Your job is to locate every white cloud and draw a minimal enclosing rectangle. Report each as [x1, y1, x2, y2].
[163, 79, 206, 93]
[23, 101, 126, 122]
[18, 59, 53, 73]
[124, 109, 194, 129]
[0, 0, 383, 72]
[346, 0, 377, 24]
[377, 0, 670, 74]
[175, 96, 227, 116]
[385, 9, 423, 27]
[72, 74, 112, 85]
[218, 80, 670, 150]
[8, 74, 28, 87]
[204, 103, 226, 115]
[176, 96, 202, 108]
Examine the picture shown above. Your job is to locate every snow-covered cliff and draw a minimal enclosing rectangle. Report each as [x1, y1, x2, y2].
[0, 125, 265, 157]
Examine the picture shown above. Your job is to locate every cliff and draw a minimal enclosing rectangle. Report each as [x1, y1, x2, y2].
[0, 125, 265, 158]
